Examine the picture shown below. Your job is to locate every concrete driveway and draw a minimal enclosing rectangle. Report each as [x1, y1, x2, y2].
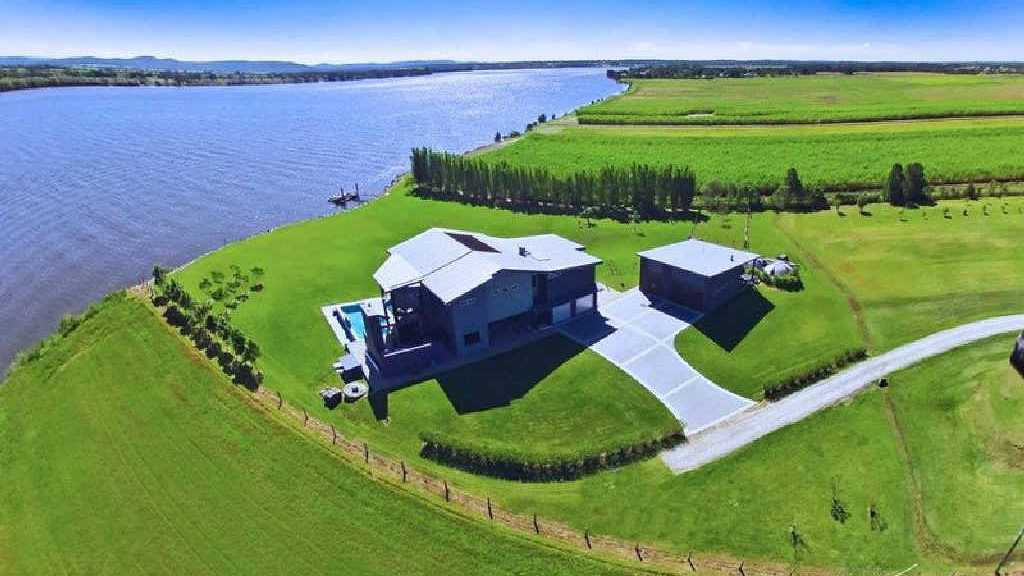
[560, 289, 754, 434]
[661, 314, 1024, 473]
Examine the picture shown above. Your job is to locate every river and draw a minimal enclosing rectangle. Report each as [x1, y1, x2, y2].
[0, 68, 623, 372]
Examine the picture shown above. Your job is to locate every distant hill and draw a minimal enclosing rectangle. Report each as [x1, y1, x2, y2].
[0, 55, 470, 74]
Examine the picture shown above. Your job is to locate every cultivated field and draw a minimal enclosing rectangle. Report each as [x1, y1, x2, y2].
[485, 118, 1024, 190]
[578, 73, 1024, 125]
[777, 198, 1024, 351]
[0, 295, 643, 576]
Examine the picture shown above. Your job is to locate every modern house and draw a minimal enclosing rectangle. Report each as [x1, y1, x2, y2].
[354, 228, 601, 385]
[637, 239, 759, 312]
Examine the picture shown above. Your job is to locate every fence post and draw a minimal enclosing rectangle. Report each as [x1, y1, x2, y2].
[303, 409, 308, 425]
[533, 514, 540, 535]
[331, 425, 336, 445]
[363, 442, 369, 463]
[401, 461, 407, 483]
[443, 480, 450, 502]
[635, 544, 643, 562]
[738, 561, 746, 576]
[687, 552, 696, 572]
[277, 390, 283, 409]
[996, 526, 1024, 576]
[584, 529, 592, 550]
[487, 497, 493, 520]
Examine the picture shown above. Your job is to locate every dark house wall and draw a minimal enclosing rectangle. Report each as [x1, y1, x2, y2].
[545, 265, 598, 306]
[639, 257, 747, 312]
[702, 265, 748, 310]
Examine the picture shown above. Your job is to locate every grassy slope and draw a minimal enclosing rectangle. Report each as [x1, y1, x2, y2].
[580, 73, 1024, 124]
[484, 118, 1024, 189]
[776, 198, 1024, 351]
[674, 214, 862, 399]
[0, 294, 642, 576]
[342, 334, 681, 462]
[886, 334, 1024, 558]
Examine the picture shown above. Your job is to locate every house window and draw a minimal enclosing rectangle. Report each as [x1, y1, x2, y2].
[463, 331, 481, 347]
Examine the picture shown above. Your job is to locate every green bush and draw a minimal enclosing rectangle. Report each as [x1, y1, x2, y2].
[419, 429, 685, 482]
[763, 348, 868, 400]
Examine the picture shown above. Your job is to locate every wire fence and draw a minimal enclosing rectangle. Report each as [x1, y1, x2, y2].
[253, 385, 837, 576]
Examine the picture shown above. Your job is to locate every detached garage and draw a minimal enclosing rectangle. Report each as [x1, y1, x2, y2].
[637, 239, 759, 312]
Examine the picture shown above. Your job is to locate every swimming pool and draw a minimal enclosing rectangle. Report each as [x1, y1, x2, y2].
[341, 304, 368, 341]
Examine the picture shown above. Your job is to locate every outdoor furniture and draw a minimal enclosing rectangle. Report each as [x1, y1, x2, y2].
[343, 382, 369, 401]
[319, 387, 344, 408]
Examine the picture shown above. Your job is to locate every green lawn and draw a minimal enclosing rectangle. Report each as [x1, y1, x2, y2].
[674, 214, 862, 399]
[335, 334, 680, 465]
[580, 73, 1024, 125]
[0, 294, 643, 576]
[886, 334, 1024, 559]
[776, 198, 1024, 351]
[485, 118, 1024, 190]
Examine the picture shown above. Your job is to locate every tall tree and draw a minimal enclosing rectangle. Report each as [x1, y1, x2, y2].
[903, 162, 929, 205]
[885, 163, 906, 206]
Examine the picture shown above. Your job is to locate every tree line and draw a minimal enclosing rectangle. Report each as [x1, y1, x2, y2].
[410, 147, 698, 219]
[152, 265, 263, 390]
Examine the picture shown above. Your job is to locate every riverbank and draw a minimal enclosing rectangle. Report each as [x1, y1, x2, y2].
[0, 67, 623, 373]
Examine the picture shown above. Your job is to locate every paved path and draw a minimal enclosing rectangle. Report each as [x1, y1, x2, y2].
[560, 289, 754, 434]
[661, 314, 1024, 473]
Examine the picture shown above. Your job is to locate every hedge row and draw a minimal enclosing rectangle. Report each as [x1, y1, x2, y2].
[419, 430, 685, 482]
[763, 348, 868, 401]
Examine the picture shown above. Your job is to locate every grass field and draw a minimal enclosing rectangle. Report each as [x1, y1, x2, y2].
[338, 334, 681, 465]
[6, 187, 1023, 571]
[0, 294, 644, 576]
[485, 118, 1024, 190]
[579, 73, 1024, 125]
[674, 214, 862, 399]
[776, 198, 1024, 351]
[886, 335, 1024, 559]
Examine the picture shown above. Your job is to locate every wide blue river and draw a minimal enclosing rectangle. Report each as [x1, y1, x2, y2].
[0, 68, 622, 371]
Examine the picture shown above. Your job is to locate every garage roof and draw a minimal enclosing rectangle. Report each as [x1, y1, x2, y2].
[638, 239, 759, 277]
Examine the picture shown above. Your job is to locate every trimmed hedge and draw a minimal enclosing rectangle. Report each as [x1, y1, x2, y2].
[763, 348, 868, 401]
[419, 429, 685, 482]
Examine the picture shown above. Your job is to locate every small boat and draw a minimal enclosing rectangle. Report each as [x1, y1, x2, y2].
[328, 183, 361, 205]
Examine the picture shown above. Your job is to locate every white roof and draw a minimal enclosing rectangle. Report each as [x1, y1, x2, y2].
[638, 239, 759, 277]
[372, 228, 601, 303]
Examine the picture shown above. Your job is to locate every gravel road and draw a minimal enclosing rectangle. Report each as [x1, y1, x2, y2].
[661, 315, 1024, 473]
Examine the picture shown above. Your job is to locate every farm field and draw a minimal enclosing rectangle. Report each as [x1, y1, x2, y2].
[578, 73, 1024, 125]
[6, 185, 1024, 572]
[0, 294, 644, 576]
[776, 198, 1024, 351]
[484, 118, 1024, 190]
[885, 335, 1024, 558]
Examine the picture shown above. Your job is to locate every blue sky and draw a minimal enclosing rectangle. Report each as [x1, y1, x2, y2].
[1, 0, 1021, 62]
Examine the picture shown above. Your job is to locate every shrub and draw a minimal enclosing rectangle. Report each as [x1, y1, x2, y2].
[419, 430, 685, 482]
[58, 314, 82, 338]
[763, 348, 868, 400]
[754, 267, 804, 292]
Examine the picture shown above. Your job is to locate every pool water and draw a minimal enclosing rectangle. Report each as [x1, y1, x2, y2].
[341, 305, 368, 340]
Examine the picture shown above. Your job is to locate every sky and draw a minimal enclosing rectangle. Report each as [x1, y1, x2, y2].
[1, 0, 1022, 63]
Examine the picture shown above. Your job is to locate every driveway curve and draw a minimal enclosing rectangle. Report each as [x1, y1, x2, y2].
[662, 314, 1024, 474]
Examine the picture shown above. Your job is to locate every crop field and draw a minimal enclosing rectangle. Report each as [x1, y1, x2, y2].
[485, 118, 1024, 190]
[578, 73, 1024, 125]
[777, 198, 1024, 351]
[0, 294, 644, 576]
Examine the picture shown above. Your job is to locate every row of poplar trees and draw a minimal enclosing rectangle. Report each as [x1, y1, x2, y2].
[410, 148, 698, 217]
